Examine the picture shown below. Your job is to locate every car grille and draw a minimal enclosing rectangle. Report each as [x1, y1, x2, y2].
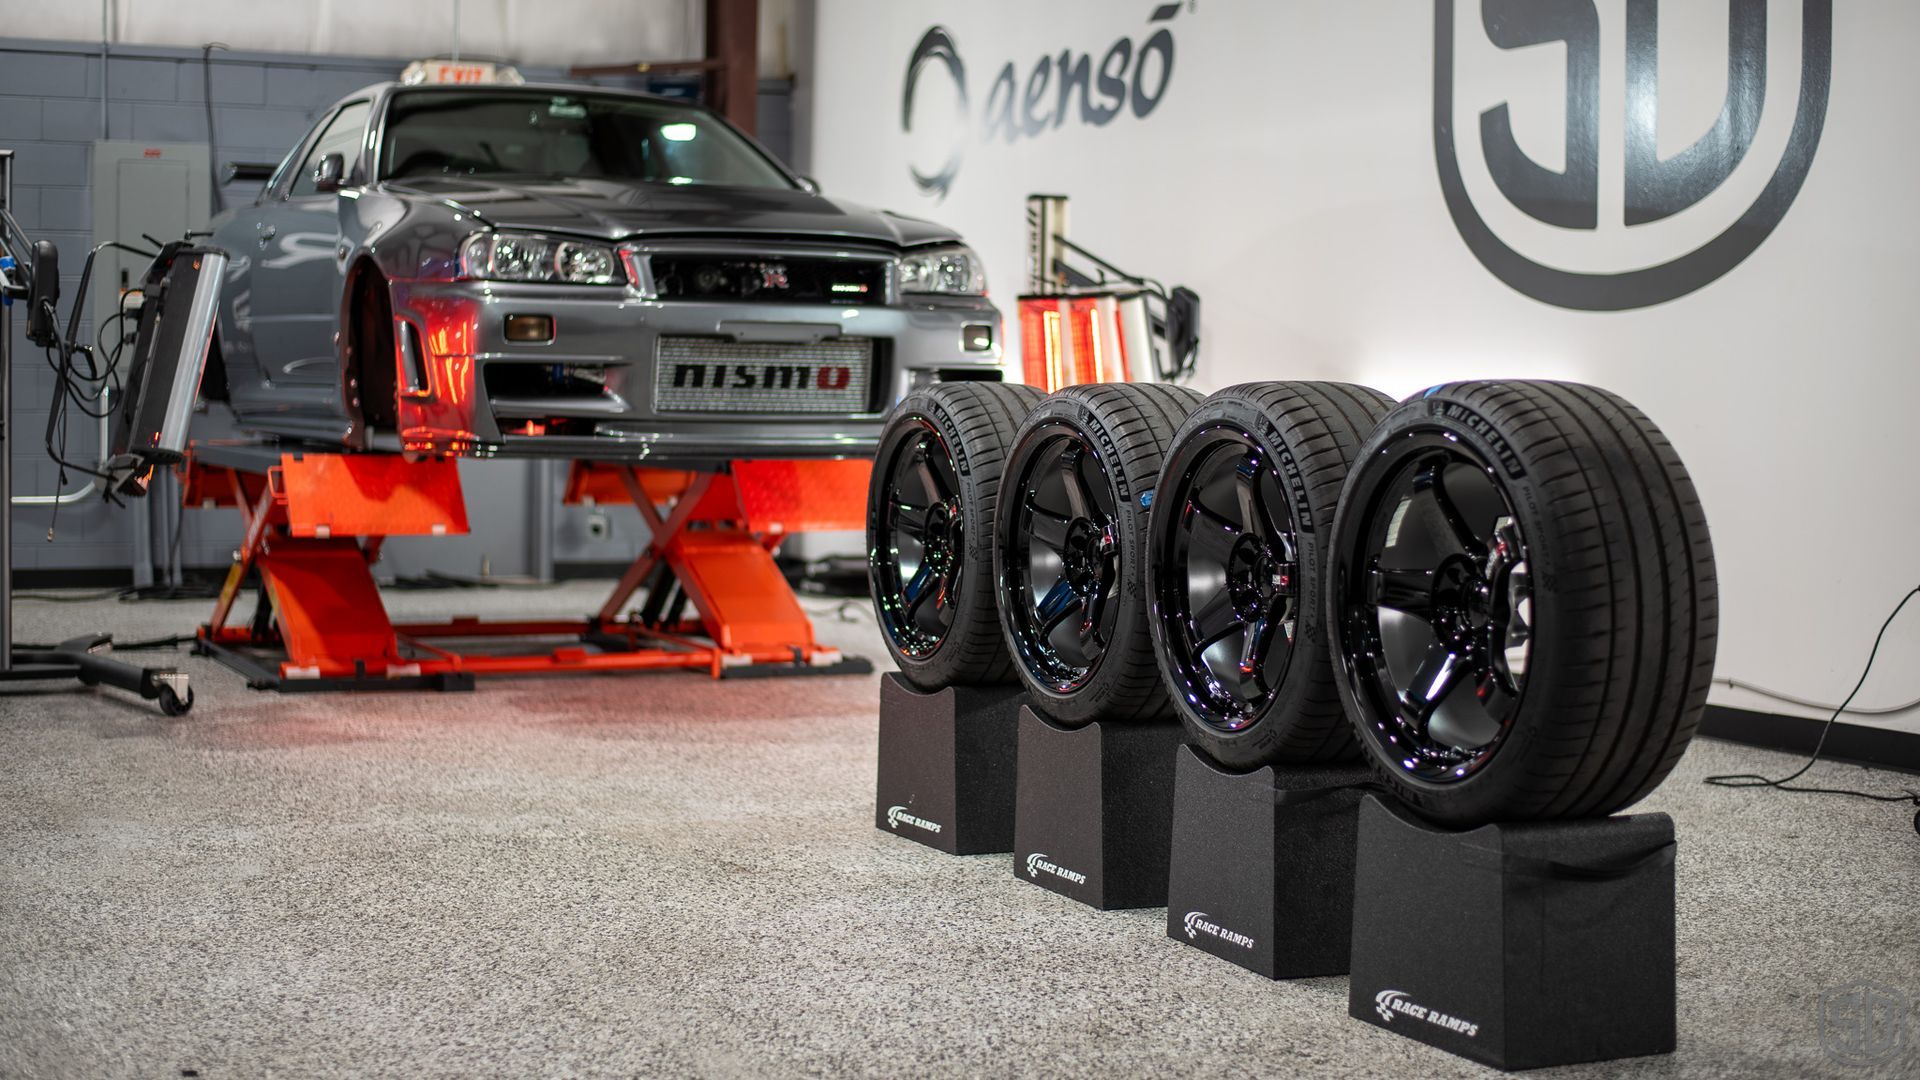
[653, 337, 874, 414]
[648, 255, 886, 305]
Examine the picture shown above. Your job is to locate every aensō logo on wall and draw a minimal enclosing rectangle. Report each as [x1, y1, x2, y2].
[1433, 0, 1831, 310]
[901, 4, 1185, 200]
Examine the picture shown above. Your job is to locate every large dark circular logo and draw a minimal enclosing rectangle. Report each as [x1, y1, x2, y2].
[902, 27, 968, 200]
[1434, 0, 1832, 311]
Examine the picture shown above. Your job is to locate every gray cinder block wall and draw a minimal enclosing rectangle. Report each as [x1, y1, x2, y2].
[0, 37, 794, 581]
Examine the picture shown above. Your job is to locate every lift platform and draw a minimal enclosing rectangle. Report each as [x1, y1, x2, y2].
[183, 443, 874, 692]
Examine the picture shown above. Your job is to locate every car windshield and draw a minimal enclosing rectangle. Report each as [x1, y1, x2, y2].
[379, 90, 794, 189]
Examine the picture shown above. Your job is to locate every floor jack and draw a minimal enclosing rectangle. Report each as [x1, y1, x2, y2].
[184, 443, 874, 692]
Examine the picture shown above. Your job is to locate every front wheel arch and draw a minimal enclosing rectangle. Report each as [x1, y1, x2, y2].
[342, 259, 397, 443]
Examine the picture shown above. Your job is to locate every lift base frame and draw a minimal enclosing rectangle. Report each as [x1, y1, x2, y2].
[184, 446, 873, 692]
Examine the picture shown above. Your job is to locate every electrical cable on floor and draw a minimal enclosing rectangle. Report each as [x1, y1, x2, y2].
[1705, 586, 1920, 830]
[801, 599, 873, 624]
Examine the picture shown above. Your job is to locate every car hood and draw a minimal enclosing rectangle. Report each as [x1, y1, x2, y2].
[382, 176, 962, 248]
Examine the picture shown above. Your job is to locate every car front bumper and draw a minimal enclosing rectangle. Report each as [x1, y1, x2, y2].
[387, 280, 1005, 462]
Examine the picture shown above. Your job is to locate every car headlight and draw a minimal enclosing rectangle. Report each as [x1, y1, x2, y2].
[899, 245, 986, 296]
[459, 232, 626, 285]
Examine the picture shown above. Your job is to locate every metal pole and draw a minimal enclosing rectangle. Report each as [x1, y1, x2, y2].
[100, 0, 110, 139]
[530, 459, 555, 583]
[2, 149, 15, 670]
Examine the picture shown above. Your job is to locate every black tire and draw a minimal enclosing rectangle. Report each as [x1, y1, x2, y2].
[1148, 382, 1394, 769]
[201, 336, 231, 403]
[346, 266, 398, 438]
[995, 382, 1204, 726]
[1327, 381, 1717, 825]
[867, 380, 1046, 690]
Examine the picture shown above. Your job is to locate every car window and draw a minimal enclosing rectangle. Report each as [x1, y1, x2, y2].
[380, 91, 794, 190]
[290, 100, 370, 197]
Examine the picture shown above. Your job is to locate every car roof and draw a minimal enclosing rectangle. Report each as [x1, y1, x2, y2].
[334, 80, 706, 113]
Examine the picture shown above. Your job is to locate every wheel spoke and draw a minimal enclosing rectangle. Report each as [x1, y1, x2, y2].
[904, 563, 938, 618]
[1238, 617, 1276, 691]
[1077, 597, 1107, 660]
[1190, 495, 1239, 534]
[1371, 566, 1436, 620]
[913, 458, 946, 506]
[1037, 578, 1086, 637]
[1188, 579, 1242, 650]
[1420, 463, 1488, 557]
[1402, 641, 1467, 724]
[1254, 471, 1290, 544]
[1058, 447, 1091, 520]
[1234, 467, 1261, 537]
[1030, 505, 1071, 553]
[1185, 504, 1239, 568]
[894, 501, 932, 538]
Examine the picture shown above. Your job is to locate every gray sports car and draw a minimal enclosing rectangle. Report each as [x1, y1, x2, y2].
[206, 81, 1004, 460]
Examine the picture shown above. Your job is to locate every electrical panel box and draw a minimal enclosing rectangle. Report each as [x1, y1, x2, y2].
[89, 141, 211, 331]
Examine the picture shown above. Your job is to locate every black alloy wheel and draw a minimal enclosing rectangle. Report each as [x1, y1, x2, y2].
[1329, 381, 1718, 825]
[867, 381, 1045, 689]
[1338, 439, 1533, 784]
[996, 382, 1202, 726]
[1149, 383, 1393, 768]
[1001, 427, 1123, 693]
[873, 422, 966, 659]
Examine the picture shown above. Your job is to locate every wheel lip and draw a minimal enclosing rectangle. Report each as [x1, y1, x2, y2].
[867, 413, 963, 662]
[1329, 424, 1537, 788]
[996, 418, 1125, 697]
[1148, 419, 1299, 735]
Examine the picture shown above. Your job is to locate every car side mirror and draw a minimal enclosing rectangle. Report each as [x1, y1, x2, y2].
[312, 153, 345, 193]
[797, 175, 821, 194]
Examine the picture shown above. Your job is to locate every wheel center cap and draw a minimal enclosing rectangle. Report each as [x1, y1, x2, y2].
[1228, 535, 1281, 613]
[1061, 518, 1111, 590]
[1432, 555, 1495, 632]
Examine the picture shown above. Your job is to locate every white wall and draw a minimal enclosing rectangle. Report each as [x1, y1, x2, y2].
[0, 0, 793, 73]
[806, 0, 1920, 733]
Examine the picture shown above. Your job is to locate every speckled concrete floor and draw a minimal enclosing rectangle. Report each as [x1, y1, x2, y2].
[1, 582, 1916, 1079]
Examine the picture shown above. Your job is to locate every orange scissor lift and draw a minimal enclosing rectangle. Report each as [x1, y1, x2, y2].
[182, 443, 873, 691]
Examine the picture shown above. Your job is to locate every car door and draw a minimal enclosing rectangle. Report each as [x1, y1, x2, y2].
[245, 99, 370, 396]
